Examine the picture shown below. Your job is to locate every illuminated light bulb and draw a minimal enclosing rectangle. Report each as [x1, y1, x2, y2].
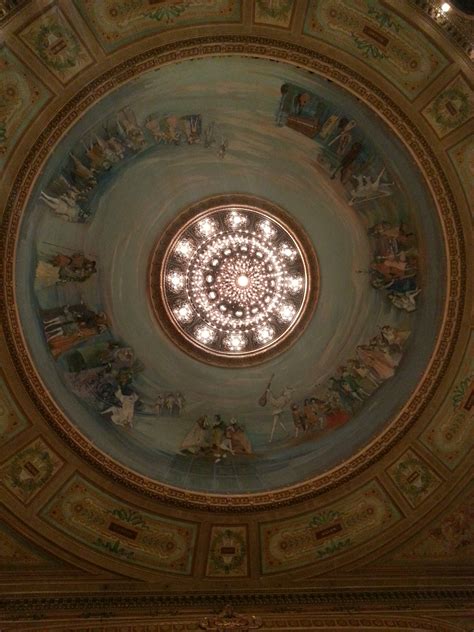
[287, 275, 303, 293]
[237, 274, 249, 288]
[174, 239, 194, 259]
[256, 325, 275, 344]
[195, 325, 215, 344]
[257, 219, 277, 240]
[174, 303, 193, 323]
[278, 303, 296, 322]
[280, 242, 297, 260]
[441, 2, 451, 12]
[167, 270, 185, 292]
[224, 333, 247, 351]
[196, 217, 217, 237]
[226, 210, 248, 229]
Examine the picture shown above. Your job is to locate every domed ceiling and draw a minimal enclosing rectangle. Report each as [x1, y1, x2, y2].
[0, 0, 472, 629]
[13, 55, 446, 500]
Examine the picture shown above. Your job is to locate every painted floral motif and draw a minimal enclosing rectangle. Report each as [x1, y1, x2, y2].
[73, 0, 241, 52]
[146, 2, 191, 22]
[423, 75, 473, 138]
[206, 526, 248, 577]
[0, 524, 58, 569]
[19, 7, 93, 83]
[0, 47, 49, 166]
[420, 335, 474, 469]
[260, 482, 400, 572]
[41, 475, 197, 573]
[451, 373, 474, 411]
[0, 438, 63, 503]
[387, 449, 441, 508]
[399, 490, 474, 560]
[304, 0, 448, 99]
[0, 378, 29, 445]
[254, 0, 294, 27]
[448, 134, 474, 205]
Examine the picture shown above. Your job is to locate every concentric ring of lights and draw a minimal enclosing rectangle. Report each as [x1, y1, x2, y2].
[150, 196, 318, 366]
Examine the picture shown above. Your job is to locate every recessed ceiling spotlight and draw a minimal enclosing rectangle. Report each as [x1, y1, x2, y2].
[441, 2, 451, 12]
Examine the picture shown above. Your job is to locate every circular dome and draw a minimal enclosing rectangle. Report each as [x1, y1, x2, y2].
[150, 196, 318, 366]
[3, 52, 454, 507]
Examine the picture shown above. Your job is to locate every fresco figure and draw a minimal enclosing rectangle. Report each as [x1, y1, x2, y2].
[153, 391, 184, 416]
[218, 136, 228, 159]
[319, 113, 339, 139]
[303, 398, 318, 431]
[328, 377, 357, 412]
[273, 326, 412, 445]
[116, 107, 146, 151]
[39, 191, 88, 223]
[291, 402, 306, 438]
[41, 304, 108, 358]
[328, 119, 356, 155]
[276, 83, 289, 126]
[214, 421, 236, 463]
[330, 141, 363, 181]
[228, 419, 252, 455]
[47, 175, 87, 204]
[65, 341, 135, 374]
[356, 344, 397, 382]
[265, 386, 293, 443]
[388, 288, 421, 312]
[311, 398, 328, 430]
[64, 339, 141, 417]
[181, 416, 210, 454]
[204, 121, 216, 147]
[346, 359, 380, 391]
[349, 168, 394, 205]
[325, 394, 351, 429]
[36, 251, 96, 288]
[69, 153, 97, 190]
[102, 386, 139, 428]
[183, 114, 202, 144]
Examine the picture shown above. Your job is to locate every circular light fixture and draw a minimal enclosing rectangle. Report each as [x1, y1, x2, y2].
[149, 195, 318, 366]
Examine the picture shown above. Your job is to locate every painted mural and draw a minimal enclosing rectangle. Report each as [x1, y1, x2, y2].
[0, 437, 63, 504]
[397, 488, 474, 561]
[303, 0, 449, 99]
[0, 46, 50, 167]
[420, 331, 474, 470]
[260, 481, 401, 572]
[254, 0, 295, 27]
[0, 377, 29, 444]
[73, 0, 242, 52]
[18, 6, 93, 83]
[41, 474, 198, 573]
[15, 57, 445, 494]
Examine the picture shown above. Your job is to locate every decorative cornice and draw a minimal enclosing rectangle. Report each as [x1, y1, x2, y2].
[409, 0, 474, 59]
[1, 588, 473, 618]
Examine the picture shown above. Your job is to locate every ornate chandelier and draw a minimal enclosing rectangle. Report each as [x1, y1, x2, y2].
[149, 196, 318, 366]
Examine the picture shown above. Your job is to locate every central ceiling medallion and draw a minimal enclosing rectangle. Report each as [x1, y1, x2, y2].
[149, 195, 318, 366]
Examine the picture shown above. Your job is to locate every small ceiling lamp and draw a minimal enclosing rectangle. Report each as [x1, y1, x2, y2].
[440, 2, 451, 12]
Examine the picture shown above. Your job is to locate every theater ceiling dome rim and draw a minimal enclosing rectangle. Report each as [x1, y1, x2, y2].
[0, 37, 464, 511]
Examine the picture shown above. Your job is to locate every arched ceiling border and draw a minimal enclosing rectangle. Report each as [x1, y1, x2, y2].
[0, 35, 469, 512]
